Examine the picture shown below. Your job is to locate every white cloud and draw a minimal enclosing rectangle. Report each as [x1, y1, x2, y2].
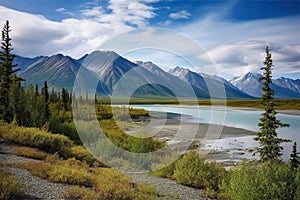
[178, 15, 300, 78]
[0, 0, 157, 58]
[198, 41, 300, 79]
[158, 19, 172, 26]
[81, 6, 103, 17]
[169, 10, 191, 20]
[56, 8, 66, 12]
[55, 7, 75, 16]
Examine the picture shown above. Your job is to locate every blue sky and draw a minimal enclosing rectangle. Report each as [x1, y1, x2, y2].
[0, 0, 299, 79]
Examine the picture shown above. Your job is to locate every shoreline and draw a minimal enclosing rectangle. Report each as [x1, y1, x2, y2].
[129, 118, 256, 166]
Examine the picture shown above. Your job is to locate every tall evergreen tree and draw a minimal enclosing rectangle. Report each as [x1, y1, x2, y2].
[9, 75, 25, 124]
[0, 20, 20, 121]
[25, 84, 37, 127]
[50, 87, 58, 103]
[41, 81, 50, 119]
[254, 46, 290, 162]
[61, 88, 69, 111]
[290, 142, 300, 169]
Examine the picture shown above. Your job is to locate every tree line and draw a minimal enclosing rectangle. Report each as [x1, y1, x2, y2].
[0, 21, 73, 128]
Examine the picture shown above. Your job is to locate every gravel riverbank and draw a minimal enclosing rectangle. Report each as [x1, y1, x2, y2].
[1, 140, 211, 200]
[0, 140, 69, 200]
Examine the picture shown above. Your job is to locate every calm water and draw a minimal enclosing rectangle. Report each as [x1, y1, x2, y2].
[130, 104, 300, 160]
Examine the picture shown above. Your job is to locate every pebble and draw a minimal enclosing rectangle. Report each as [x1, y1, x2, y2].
[0, 142, 69, 200]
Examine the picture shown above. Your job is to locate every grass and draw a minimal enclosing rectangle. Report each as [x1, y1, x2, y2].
[105, 98, 300, 110]
[14, 156, 158, 200]
[14, 147, 49, 160]
[0, 122, 101, 166]
[15, 156, 94, 187]
[0, 169, 26, 200]
[0, 121, 158, 199]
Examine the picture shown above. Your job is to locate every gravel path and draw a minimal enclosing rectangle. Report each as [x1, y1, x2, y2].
[127, 172, 213, 200]
[1, 139, 213, 200]
[0, 140, 69, 200]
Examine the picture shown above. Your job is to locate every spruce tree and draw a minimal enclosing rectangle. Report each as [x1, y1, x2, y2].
[0, 20, 20, 121]
[290, 142, 300, 169]
[254, 46, 290, 162]
[25, 84, 37, 126]
[61, 88, 69, 111]
[41, 81, 50, 119]
[9, 74, 25, 124]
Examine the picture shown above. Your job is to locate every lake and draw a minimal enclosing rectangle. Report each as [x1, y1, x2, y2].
[130, 104, 300, 161]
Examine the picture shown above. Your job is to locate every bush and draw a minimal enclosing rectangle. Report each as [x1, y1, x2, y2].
[151, 161, 176, 179]
[0, 169, 26, 200]
[0, 124, 73, 153]
[14, 157, 157, 200]
[14, 147, 48, 160]
[16, 157, 93, 187]
[64, 186, 100, 200]
[173, 151, 225, 192]
[49, 120, 82, 145]
[99, 119, 164, 153]
[92, 168, 156, 200]
[61, 145, 103, 167]
[221, 161, 299, 200]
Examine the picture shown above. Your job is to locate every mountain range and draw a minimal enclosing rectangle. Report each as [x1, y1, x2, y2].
[14, 51, 300, 99]
[230, 72, 300, 98]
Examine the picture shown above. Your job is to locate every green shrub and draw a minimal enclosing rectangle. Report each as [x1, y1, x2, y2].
[0, 169, 26, 200]
[0, 124, 73, 153]
[221, 161, 298, 200]
[99, 119, 164, 153]
[14, 147, 49, 160]
[173, 151, 226, 197]
[49, 120, 82, 145]
[14, 157, 157, 200]
[64, 186, 100, 200]
[92, 168, 156, 200]
[61, 145, 103, 167]
[16, 157, 93, 187]
[151, 161, 176, 179]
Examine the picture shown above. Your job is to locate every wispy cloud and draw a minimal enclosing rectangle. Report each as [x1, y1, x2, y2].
[169, 10, 191, 20]
[0, 0, 158, 57]
[80, 6, 103, 17]
[178, 14, 300, 78]
[55, 7, 75, 16]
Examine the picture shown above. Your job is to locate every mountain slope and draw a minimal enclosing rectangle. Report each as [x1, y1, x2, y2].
[273, 77, 300, 94]
[20, 54, 108, 94]
[79, 52, 202, 98]
[135, 61, 210, 98]
[230, 73, 300, 98]
[13, 55, 44, 74]
[170, 67, 253, 99]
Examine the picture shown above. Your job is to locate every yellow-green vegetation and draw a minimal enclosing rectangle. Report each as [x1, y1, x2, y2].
[123, 99, 300, 110]
[15, 156, 93, 187]
[152, 151, 300, 199]
[219, 161, 300, 200]
[99, 119, 164, 153]
[0, 122, 100, 166]
[173, 152, 225, 193]
[153, 151, 225, 198]
[0, 122, 73, 153]
[96, 105, 150, 120]
[222, 99, 300, 110]
[14, 156, 157, 200]
[64, 186, 101, 200]
[14, 147, 49, 160]
[0, 169, 26, 200]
